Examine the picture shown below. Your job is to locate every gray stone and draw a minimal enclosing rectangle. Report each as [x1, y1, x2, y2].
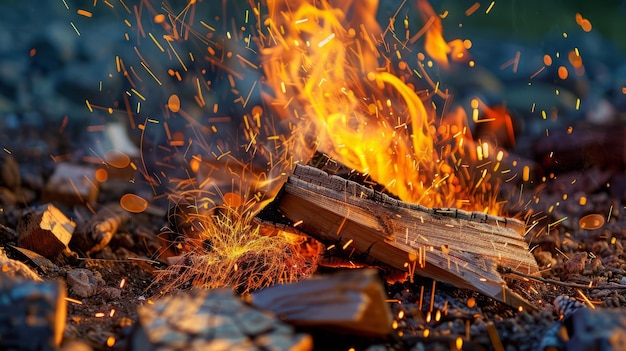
[66, 268, 103, 298]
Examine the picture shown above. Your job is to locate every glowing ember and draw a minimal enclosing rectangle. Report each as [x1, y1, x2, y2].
[120, 193, 149, 213]
[223, 192, 243, 207]
[579, 213, 605, 230]
[104, 150, 131, 169]
[167, 94, 181, 113]
[575, 13, 593, 32]
[94, 168, 108, 183]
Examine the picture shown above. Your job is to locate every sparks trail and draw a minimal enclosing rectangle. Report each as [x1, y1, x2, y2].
[79, 0, 535, 295]
[261, 0, 509, 213]
[95, 0, 523, 216]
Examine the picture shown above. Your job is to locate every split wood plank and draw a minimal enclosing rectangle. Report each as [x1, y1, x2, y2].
[271, 164, 540, 311]
[251, 268, 393, 338]
[17, 204, 75, 260]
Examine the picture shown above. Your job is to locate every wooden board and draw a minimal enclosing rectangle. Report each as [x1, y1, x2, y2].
[269, 164, 540, 311]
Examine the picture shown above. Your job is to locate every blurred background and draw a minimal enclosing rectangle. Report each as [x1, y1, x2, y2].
[0, 0, 625, 200]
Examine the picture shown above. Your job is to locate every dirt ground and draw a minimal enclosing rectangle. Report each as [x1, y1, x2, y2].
[2, 119, 626, 351]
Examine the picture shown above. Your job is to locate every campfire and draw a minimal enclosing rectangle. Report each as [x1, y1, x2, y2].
[1, 0, 626, 350]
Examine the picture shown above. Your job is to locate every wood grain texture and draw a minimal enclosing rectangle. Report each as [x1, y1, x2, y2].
[273, 164, 540, 311]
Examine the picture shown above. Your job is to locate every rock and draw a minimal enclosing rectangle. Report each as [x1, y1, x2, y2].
[566, 308, 626, 351]
[563, 252, 588, 275]
[133, 288, 312, 351]
[66, 268, 104, 298]
[101, 287, 122, 300]
[0, 246, 43, 281]
[41, 163, 99, 206]
[0, 273, 67, 350]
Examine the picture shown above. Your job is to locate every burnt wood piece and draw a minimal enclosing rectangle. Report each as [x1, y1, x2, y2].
[269, 164, 540, 311]
[70, 203, 131, 255]
[0, 246, 43, 281]
[251, 268, 393, 339]
[6, 245, 58, 275]
[17, 203, 75, 260]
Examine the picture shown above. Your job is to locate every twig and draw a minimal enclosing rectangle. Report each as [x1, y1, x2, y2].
[501, 266, 626, 290]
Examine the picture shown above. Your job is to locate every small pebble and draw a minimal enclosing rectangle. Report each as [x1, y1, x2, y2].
[66, 268, 103, 298]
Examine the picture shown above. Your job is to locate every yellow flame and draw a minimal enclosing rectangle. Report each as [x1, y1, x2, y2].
[124, 0, 503, 215]
[260, 0, 494, 210]
[417, 0, 451, 68]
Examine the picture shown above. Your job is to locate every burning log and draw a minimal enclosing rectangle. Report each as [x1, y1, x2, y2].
[263, 164, 540, 311]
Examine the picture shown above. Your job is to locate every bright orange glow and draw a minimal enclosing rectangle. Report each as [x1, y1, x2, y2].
[417, 0, 451, 68]
[543, 54, 553, 66]
[465, 2, 480, 16]
[579, 214, 605, 230]
[481, 105, 516, 148]
[558, 66, 569, 80]
[189, 157, 201, 173]
[261, 0, 500, 212]
[95, 168, 109, 183]
[576, 13, 592, 32]
[104, 150, 131, 169]
[449, 39, 470, 61]
[120, 193, 149, 213]
[154, 14, 166, 23]
[106, 336, 116, 347]
[77, 9, 93, 18]
[467, 297, 476, 308]
[167, 94, 181, 113]
[223, 192, 243, 207]
[568, 50, 583, 68]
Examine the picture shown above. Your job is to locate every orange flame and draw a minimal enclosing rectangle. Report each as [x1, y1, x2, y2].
[260, 0, 495, 211]
[417, 0, 451, 68]
[118, 0, 502, 215]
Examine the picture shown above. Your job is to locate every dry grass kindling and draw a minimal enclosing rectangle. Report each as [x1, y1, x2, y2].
[154, 203, 320, 295]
